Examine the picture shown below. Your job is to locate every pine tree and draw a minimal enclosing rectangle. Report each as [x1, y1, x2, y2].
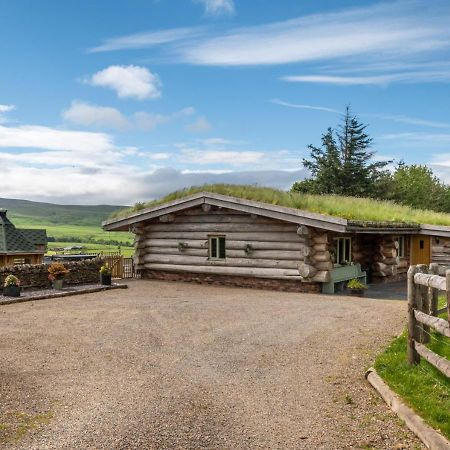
[293, 107, 391, 197]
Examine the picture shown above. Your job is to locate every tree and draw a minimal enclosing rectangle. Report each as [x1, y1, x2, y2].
[293, 107, 391, 197]
[388, 162, 449, 212]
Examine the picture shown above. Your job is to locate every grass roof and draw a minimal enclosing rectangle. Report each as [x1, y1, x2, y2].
[110, 184, 450, 226]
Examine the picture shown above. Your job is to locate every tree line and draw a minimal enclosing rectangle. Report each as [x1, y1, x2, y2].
[293, 107, 450, 213]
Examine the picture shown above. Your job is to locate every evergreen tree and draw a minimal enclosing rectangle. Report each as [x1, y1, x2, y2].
[293, 107, 390, 197]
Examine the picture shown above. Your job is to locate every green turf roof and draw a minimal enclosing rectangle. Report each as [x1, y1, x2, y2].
[110, 184, 450, 227]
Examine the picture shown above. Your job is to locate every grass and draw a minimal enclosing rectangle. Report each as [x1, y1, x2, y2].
[110, 184, 450, 226]
[374, 297, 450, 439]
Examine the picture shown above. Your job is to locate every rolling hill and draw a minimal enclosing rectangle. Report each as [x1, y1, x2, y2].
[0, 197, 133, 247]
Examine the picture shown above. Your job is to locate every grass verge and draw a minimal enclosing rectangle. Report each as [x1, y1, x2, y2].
[374, 299, 450, 439]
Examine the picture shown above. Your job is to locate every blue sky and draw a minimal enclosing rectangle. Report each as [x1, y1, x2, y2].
[1, 0, 450, 204]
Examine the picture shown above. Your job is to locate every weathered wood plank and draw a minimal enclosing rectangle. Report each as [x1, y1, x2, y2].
[145, 231, 305, 242]
[414, 342, 450, 377]
[144, 263, 302, 278]
[143, 253, 300, 269]
[173, 214, 283, 224]
[145, 223, 298, 233]
[414, 273, 446, 291]
[414, 310, 450, 338]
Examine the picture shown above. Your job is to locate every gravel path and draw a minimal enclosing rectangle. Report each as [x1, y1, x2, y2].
[0, 280, 423, 449]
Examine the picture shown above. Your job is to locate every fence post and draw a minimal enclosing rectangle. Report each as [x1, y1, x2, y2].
[415, 264, 427, 343]
[446, 270, 450, 324]
[407, 265, 420, 365]
[429, 263, 439, 317]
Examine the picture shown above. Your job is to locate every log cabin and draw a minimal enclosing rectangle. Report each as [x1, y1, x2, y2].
[0, 209, 47, 267]
[103, 191, 450, 293]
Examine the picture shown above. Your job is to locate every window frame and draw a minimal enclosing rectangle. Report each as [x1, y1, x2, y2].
[398, 236, 406, 258]
[208, 235, 226, 260]
[333, 237, 352, 266]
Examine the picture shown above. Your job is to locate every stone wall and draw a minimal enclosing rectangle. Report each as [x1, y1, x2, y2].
[0, 258, 104, 290]
[144, 269, 321, 293]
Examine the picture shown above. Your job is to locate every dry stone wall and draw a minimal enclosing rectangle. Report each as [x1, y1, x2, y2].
[0, 258, 104, 290]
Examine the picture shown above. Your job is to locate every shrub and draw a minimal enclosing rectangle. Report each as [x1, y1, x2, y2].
[99, 264, 111, 275]
[48, 262, 70, 281]
[346, 278, 367, 290]
[4, 275, 20, 287]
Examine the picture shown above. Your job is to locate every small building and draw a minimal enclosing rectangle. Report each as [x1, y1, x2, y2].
[102, 191, 450, 293]
[0, 209, 47, 266]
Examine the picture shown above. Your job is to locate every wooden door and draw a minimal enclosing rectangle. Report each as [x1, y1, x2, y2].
[410, 235, 431, 265]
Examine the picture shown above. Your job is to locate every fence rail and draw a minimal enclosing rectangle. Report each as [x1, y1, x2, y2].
[408, 263, 450, 378]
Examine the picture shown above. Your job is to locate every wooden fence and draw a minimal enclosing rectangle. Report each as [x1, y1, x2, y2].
[407, 263, 450, 378]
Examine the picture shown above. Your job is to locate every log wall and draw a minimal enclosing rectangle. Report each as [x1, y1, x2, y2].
[137, 206, 311, 282]
[431, 236, 450, 267]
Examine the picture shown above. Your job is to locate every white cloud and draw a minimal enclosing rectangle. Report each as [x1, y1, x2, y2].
[185, 116, 212, 133]
[87, 65, 162, 100]
[180, 149, 264, 166]
[195, 0, 235, 16]
[62, 101, 130, 129]
[62, 101, 195, 131]
[270, 99, 341, 114]
[0, 104, 15, 124]
[89, 27, 203, 53]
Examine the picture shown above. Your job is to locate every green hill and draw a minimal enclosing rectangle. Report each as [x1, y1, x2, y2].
[0, 197, 133, 247]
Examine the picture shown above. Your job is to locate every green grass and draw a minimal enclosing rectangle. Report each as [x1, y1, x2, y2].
[374, 298, 450, 439]
[110, 183, 450, 226]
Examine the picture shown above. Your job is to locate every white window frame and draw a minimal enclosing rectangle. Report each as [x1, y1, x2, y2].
[208, 235, 226, 260]
[334, 237, 352, 266]
[398, 236, 406, 258]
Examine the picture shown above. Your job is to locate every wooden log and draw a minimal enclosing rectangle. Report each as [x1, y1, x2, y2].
[309, 251, 331, 263]
[380, 248, 398, 258]
[310, 271, 331, 282]
[159, 214, 175, 223]
[314, 261, 334, 271]
[145, 223, 298, 233]
[312, 243, 327, 252]
[298, 262, 317, 278]
[143, 263, 302, 279]
[145, 247, 303, 261]
[398, 259, 409, 269]
[173, 214, 280, 224]
[143, 238, 307, 252]
[143, 253, 300, 270]
[413, 273, 446, 291]
[408, 265, 420, 365]
[145, 231, 305, 242]
[414, 310, 450, 337]
[429, 263, 439, 317]
[297, 225, 311, 237]
[312, 234, 329, 244]
[414, 342, 450, 378]
[202, 203, 211, 212]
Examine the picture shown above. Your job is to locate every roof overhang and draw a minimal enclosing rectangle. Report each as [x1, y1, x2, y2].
[102, 192, 348, 233]
[420, 224, 450, 238]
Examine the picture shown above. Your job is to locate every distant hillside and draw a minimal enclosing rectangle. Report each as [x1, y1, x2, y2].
[0, 197, 127, 227]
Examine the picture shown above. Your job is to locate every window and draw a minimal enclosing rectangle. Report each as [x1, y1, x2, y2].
[209, 236, 226, 259]
[398, 236, 406, 258]
[334, 237, 352, 265]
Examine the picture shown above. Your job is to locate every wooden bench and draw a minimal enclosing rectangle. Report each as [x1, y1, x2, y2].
[322, 263, 367, 294]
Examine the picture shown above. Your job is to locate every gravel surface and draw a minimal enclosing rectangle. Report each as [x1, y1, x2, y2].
[0, 280, 423, 449]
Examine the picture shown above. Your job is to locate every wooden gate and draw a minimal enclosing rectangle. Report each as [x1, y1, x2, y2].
[102, 254, 124, 278]
[123, 258, 137, 278]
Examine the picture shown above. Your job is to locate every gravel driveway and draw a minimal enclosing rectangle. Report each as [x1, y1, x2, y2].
[0, 280, 422, 449]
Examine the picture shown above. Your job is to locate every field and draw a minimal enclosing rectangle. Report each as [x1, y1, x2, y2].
[1, 196, 133, 253]
[47, 242, 135, 258]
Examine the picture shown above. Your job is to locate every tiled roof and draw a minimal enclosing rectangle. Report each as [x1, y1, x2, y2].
[0, 209, 46, 254]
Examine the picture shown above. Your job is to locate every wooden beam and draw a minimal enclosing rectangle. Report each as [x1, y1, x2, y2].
[414, 342, 450, 378]
[408, 265, 420, 365]
[413, 273, 446, 291]
[414, 310, 450, 338]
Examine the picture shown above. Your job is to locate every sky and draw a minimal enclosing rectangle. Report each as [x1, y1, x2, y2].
[1, 0, 450, 205]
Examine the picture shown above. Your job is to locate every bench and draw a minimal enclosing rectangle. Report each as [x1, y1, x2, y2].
[322, 263, 367, 294]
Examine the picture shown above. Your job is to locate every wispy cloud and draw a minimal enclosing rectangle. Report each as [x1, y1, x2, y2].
[85, 65, 162, 100]
[88, 27, 204, 53]
[195, 0, 235, 16]
[0, 104, 15, 123]
[270, 99, 341, 114]
[185, 116, 212, 133]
